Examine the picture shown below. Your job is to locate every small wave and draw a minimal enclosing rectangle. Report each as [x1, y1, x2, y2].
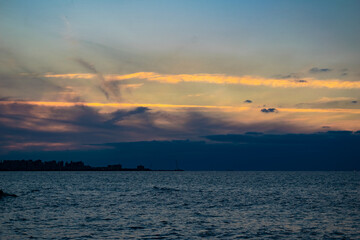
[152, 186, 180, 192]
[129, 226, 145, 230]
[198, 230, 217, 237]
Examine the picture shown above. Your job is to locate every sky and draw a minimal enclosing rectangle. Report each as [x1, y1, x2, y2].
[0, 0, 360, 169]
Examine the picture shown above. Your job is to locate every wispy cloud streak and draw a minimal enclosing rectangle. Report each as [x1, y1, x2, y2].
[1, 101, 360, 114]
[44, 72, 360, 89]
[74, 58, 120, 100]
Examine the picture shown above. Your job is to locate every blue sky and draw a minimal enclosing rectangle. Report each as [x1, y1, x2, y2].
[0, 0, 360, 166]
[2, 0, 360, 75]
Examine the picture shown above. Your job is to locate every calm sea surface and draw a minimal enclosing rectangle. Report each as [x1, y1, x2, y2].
[1, 171, 359, 239]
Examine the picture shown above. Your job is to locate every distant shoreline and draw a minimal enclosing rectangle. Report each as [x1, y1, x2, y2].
[0, 170, 185, 172]
[0, 169, 184, 172]
[0, 160, 183, 172]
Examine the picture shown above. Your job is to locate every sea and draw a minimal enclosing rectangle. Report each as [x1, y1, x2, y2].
[1, 171, 359, 239]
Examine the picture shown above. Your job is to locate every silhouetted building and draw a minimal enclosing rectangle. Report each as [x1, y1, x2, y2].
[107, 164, 122, 170]
[64, 161, 91, 171]
[137, 165, 145, 170]
[0, 160, 155, 171]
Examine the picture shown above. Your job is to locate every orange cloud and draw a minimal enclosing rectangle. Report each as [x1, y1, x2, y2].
[1, 101, 360, 114]
[44, 72, 360, 89]
[280, 108, 360, 114]
[44, 73, 95, 79]
[120, 83, 144, 89]
[0, 100, 249, 111]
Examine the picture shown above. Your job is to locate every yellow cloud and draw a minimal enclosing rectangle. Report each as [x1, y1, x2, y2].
[280, 108, 360, 114]
[44, 73, 95, 79]
[44, 72, 360, 89]
[120, 83, 144, 89]
[1, 101, 360, 114]
[0, 101, 249, 111]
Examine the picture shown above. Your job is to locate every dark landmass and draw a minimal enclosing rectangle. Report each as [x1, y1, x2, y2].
[0, 159, 183, 171]
[1, 132, 359, 171]
[0, 189, 17, 198]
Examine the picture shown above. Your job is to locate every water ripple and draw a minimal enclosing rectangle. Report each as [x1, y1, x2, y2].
[1, 171, 359, 239]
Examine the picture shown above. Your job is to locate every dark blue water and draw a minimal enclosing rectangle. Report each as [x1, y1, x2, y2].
[1, 172, 359, 239]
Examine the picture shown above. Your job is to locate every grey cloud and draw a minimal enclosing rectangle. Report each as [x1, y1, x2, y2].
[0, 97, 12, 101]
[245, 132, 263, 135]
[74, 58, 120, 101]
[273, 72, 304, 79]
[261, 108, 278, 113]
[204, 131, 360, 145]
[106, 107, 150, 125]
[309, 67, 332, 73]
[244, 100, 252, 103]
[296, 98, 359, 109]
[74, 58, 97, 73]
[0, 73, 66, 101]
[0, 103, 308, 151]
[340, 68, 348, 76]
[0, 104, 158, 150]
[0, 49, 68, 101]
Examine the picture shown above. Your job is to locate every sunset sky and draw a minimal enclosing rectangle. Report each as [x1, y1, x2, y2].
[1, 1, 360, 168]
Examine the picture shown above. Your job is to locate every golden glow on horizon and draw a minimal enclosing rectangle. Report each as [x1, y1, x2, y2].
[1, 101, 360, 114]
[44, 72, 360, 89]
[0, 100, 248, 111]
[4, 142, 100, 151]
